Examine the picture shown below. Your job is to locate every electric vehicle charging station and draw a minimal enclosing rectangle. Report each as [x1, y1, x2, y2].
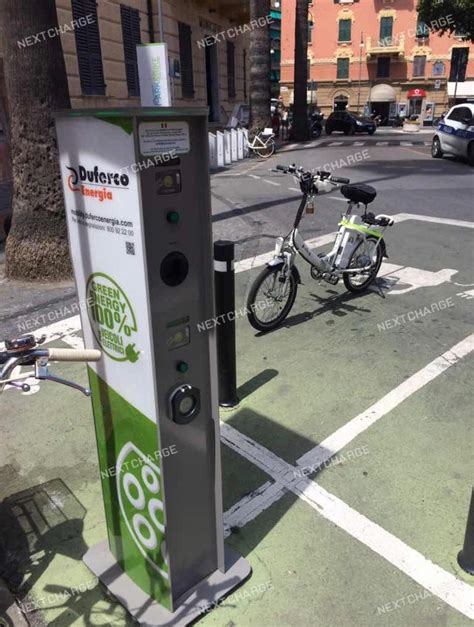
[55, 108, 251, 625]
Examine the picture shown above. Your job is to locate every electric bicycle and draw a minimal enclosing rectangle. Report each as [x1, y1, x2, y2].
[246, 164, 395, 332]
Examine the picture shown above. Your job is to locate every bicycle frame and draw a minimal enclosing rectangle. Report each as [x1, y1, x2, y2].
[273, 188, 388, 281]
[248, 132, 274, 151]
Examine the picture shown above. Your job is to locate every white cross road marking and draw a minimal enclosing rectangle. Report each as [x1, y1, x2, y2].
[262, 179, 281, 186]
[222, 334, 474, 620]
[457, 289, 474, 300]
[353, 141, 365, 146]
[376, 141, 389, 146]
[327, 141, 344, 147]
[376, 263, 457, 295]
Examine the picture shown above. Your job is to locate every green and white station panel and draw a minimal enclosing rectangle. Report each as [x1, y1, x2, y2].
[55, 108, 251, 625]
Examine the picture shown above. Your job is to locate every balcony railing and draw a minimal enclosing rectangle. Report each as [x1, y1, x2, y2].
[366, 34, 405, 58]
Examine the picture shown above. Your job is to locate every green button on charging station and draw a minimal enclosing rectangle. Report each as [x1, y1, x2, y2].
[167, 211, 180, 224]
[177, 361, 189, 374]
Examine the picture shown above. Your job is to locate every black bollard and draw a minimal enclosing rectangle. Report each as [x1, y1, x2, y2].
[214, 240, 239, 408]
[458, 488, 474, 575]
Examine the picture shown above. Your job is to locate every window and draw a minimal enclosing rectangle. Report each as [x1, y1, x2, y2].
[415, 16, 429, 39]
[338, 19, 351, 42]
[120, 5, 141, 97]
[71, 0, 105, 95]
[227, 42, 236, 98]
[308, 17, 314, 44]
[379, 16, 393, 44]
[432, 60, 445, 77]
[178, 22, 194, 98]
[336, 57, 349, 79]
[243, 49, 247, 99]
[447, 106, 471, 122]
[376, 56, 390, 78]
[449, 47, 469, 82]
[413, 55, 426, 77]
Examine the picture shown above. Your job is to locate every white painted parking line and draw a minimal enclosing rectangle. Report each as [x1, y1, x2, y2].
[424, 141, 431, 146]
[0, 315, 81, 351]
[297, 334, 474, 470]
[397, 213, 474, 229]
[327, 142, 344, 147]
[249, 174, 261, 179]
[328, 196, 348, 203]
[288, 187, 300, 193]
[262, 179, 281, 186]
[353, 142, 365, 146]
[221, 334, 474, 620]
[375, 142, 389, 146]
[400, 141, 413, 146]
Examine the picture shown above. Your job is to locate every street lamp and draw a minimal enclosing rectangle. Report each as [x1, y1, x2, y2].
[356, 32, 364, 115]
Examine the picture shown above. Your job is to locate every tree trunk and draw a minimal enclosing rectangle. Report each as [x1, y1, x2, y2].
[0, 0, 72, 281]
[249, 0, 271, 132]
[291, 0, 309, 141]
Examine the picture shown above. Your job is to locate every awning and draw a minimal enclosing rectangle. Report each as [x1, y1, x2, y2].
[369, 84, 396, 102]
[407, 88, 427, 98]
[448, 81, 474, 97]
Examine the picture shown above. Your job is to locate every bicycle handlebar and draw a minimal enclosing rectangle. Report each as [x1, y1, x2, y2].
[275, 164, 350, 185]
[0, 335, 102, 396]
[48, 348, 101, 362]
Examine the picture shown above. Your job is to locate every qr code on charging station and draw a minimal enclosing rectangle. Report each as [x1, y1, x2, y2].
[125, 241, 135, 256]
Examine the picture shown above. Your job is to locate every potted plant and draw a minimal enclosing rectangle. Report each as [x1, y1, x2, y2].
[403, 114, 421, 132]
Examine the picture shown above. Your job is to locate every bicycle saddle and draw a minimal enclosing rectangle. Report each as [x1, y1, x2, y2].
[340, 183, 377, 205]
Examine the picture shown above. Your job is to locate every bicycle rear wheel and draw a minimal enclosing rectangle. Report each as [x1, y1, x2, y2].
[254, 140, 275, 159]
[247, 265, 298, 332]
[343, 237, 383, 293]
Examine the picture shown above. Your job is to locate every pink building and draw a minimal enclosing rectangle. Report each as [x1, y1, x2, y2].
[281, 0, 474, 123]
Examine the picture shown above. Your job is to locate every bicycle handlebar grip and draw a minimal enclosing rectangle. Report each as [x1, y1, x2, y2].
[48, 348, 102, 362]
[331, 176, 350, 184]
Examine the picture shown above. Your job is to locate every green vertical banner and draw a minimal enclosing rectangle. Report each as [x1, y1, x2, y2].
[55, 115, 171, 609]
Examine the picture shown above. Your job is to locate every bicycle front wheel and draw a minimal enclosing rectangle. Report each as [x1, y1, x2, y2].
[247, 265, 298, 332]
[254, 140, 275, 159]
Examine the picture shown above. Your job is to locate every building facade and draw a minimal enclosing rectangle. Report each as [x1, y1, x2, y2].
[281, 0, 474, 122]
[0, 0, 250, 188]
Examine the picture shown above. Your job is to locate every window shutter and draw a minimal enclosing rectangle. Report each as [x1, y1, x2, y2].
[449, 47, 469, 82]
[71, 0, 105, 95]
[337, 58, 349, 79]
[338, 19, 351, 42]
[178, 22, 195, 98]
[413, 55, 426, 77]
[227, 42, 236, 98]
[121, 5, 141, 97]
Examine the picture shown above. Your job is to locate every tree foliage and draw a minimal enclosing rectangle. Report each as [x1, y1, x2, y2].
[417, 0, 474, 42]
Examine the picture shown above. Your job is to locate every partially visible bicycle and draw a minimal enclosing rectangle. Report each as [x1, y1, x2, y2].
[0, 334, 101, 396]
[247, 164, 395, 332]
[247, 128, 276, 159]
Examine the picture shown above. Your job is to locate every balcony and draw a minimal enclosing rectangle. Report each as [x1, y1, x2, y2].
[365, 34, 405, 59]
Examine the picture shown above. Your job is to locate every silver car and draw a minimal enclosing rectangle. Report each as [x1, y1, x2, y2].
[432, 103, 474, 166]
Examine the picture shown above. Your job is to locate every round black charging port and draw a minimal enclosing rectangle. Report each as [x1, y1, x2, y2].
[160, 252, 189, 287]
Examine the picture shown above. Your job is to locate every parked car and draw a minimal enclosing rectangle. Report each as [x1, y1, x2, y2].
[432, 103, 474, 166]
[325, 111, 376, 135]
